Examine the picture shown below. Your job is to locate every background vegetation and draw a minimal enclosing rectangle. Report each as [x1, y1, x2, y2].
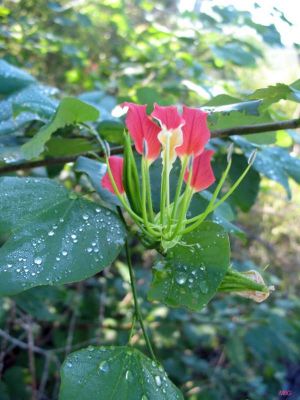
[0, 0, 299, 399]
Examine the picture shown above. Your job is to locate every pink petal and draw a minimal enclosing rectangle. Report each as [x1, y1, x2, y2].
[176, 106, 210, 158]
[151, 104, 185, 130]
[102, 156, 125, 194]
[122, 102, 161, 161]
[184, 150, 215, 192]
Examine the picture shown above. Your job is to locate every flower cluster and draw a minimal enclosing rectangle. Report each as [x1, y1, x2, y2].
[102, 103, 253, 250]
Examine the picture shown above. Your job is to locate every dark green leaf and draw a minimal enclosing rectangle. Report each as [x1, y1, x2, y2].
[148, 222, 230, 311]
[0, 60, 35, 95]
[0, 177, 125, 296]
[59, 346, 183, 400]
[233, 136, 300, 198]
[98, 120, 124, 144]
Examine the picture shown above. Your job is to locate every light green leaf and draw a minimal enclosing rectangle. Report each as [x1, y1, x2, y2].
[0, 177, 126, 296]
[45, 137, 96, 157]
[21, 97, 99, 160]
[148, 222, 230, 311]
[59, 346, 183, 400]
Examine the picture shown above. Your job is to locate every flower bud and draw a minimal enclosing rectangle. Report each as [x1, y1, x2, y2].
[219, 268, 274, 303]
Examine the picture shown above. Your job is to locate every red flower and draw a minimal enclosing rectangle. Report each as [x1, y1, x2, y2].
[184, 150, 215, 192]
[122, 103, 161, 162]
[176, 106, 210, 158]
[102, 156, 125, 195]
[151, 104, 185, 130]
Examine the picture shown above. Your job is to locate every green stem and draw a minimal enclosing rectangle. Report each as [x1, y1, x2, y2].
[141, 157, 149, 226]
[106, 158, 144, 224]
[125, 240, 157, 361]
[170, 155, 188, 221]
[167, 164, 194, 240]
[144, 160, 155, 222]
[140, 158, 162, 237]
[128, 314, 137, 344]
[160, 135, 170, 226]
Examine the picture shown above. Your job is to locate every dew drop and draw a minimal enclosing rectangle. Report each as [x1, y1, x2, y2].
[34, 257, 42, 265]
[62, 251, 68, 256]
[176, 274, 187, 285]
[155, 375, 162, 387]
[82, 214, 89, 220]
[98, 361, 110, 373]
[125, 370, 133, 381]
[48, 231, 55, 236]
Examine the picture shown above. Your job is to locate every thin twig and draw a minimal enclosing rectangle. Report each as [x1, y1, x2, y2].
[211, 117, 300, 137]
[0, 118, 299, 174]
[97, 273, 107, 344]
[0, 328, 47, 356]
[23, 317, 38, 400]
[65, 283, 82, 356]
[38, 354, 51, 400]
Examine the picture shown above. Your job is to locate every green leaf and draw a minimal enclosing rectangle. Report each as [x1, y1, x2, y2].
[213, 154, 260, 212]
[0, 60, 36, 95]
[211, 42, 257, 67]
[97, 120, 124, 144]
[59, 346, 183, 400]
[233, 136, 300, 198]
[205, 96, 261, 115]
[21, 97, 99, 160]
[45, 137, 96, 157]
[189, 191, 245, 238]
[228, 154, 260, 211]
[249, 82, 300, 111]
[148, 222, 230, 311]
[0, 177, 126, 296]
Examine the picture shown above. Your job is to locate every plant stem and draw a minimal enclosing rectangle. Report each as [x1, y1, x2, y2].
[128, 314, 137, 344]
[168, 165, 194, 240]
[144, 159, 155, 221]
[170, 155, 188, 221]
[125, 240, 157, 361]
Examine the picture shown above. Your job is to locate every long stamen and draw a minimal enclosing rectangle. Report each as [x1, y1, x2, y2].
[182, 150, 257, 235]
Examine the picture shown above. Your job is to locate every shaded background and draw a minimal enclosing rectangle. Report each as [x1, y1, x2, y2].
[0, 0, 299, 399]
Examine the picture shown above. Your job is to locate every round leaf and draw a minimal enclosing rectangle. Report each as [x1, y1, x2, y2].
[0, 177, 126, 296]
[59, 346, 183, 400]
[148, 222, 230, 311]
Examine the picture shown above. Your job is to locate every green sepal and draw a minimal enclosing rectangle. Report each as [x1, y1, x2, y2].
[218, 268, 268, 293]
[123, 134, 143, 216]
